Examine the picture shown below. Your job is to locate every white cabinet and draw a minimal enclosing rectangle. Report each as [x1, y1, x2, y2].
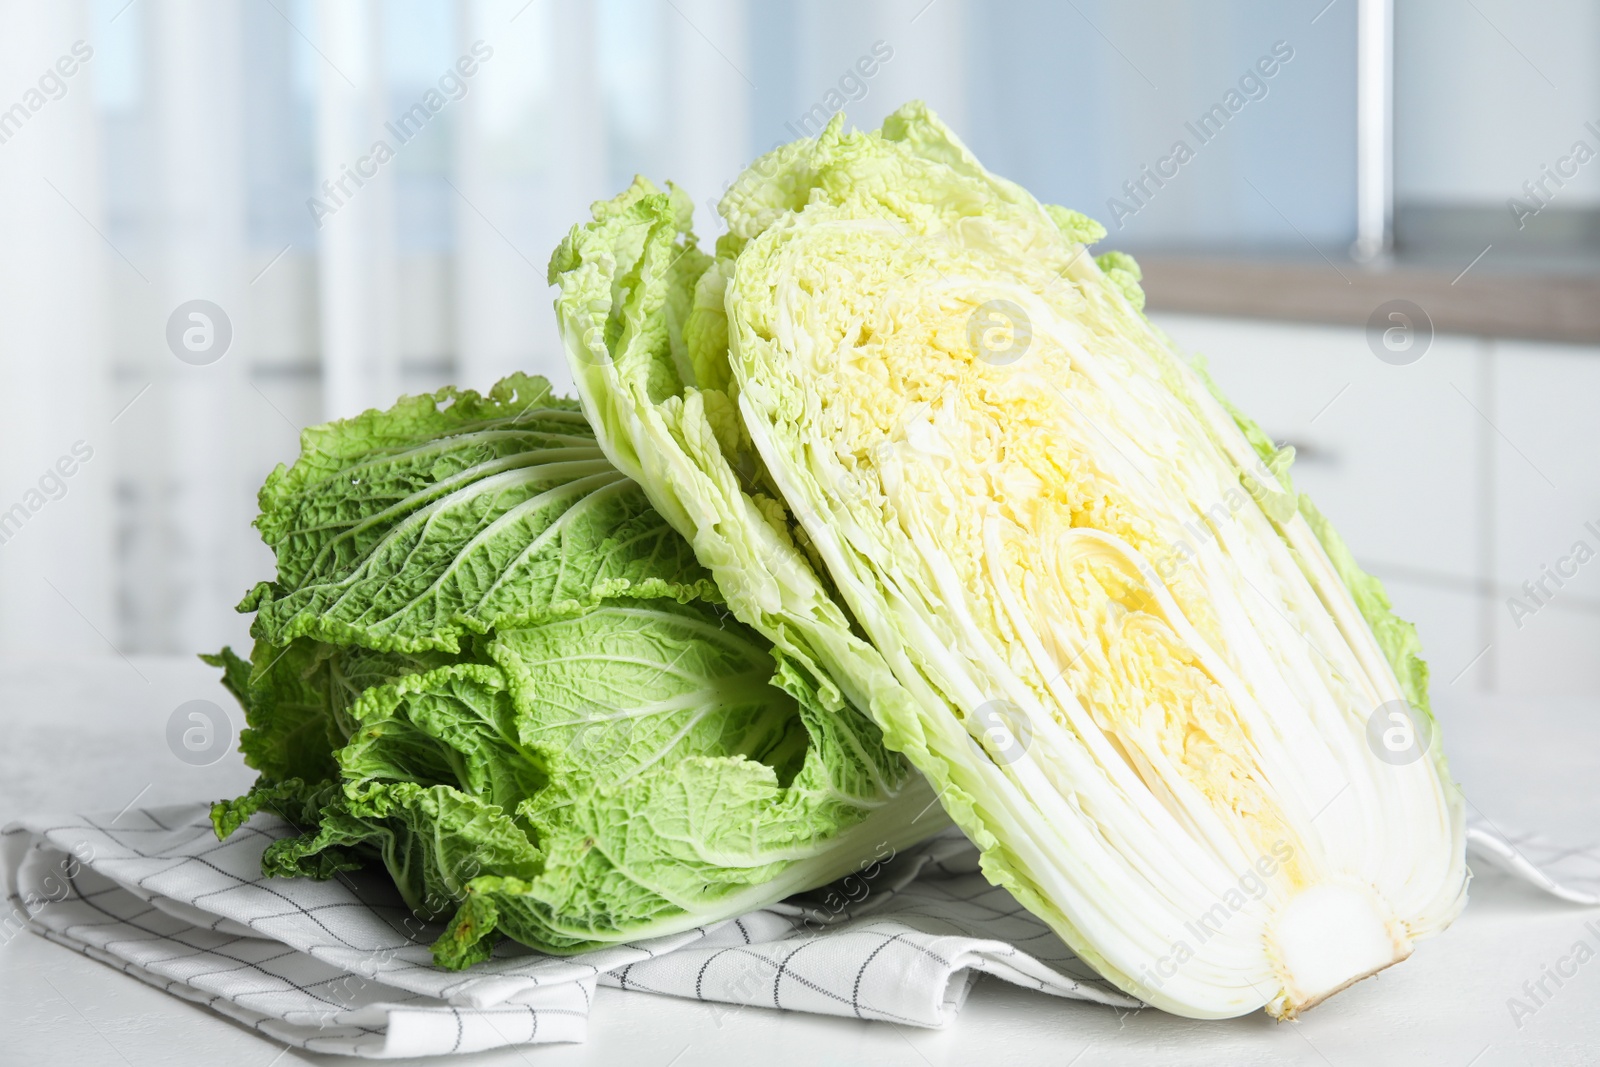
[1151, 313, 1600, 698]
[1490, 340, 1600, 697]
[1151, 313, 1485, 579]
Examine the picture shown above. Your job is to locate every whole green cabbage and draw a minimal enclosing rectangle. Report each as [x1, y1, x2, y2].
[210, 373, 943, 967]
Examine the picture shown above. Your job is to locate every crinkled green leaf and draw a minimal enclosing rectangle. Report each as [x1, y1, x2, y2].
[242, 372, 718, 653]
[206, 638, 456, 785]
[254, 598, 935, 960]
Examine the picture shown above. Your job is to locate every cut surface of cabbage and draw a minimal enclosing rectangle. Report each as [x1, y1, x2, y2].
[549, 103, 1468, 1018]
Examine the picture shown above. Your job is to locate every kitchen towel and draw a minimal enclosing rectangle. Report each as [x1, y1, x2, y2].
[3, 804, 1595, 1058]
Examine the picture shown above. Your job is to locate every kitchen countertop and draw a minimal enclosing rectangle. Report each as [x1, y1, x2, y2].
[1, 655, 1596, 1066]
[1138, 253, 1600, 344]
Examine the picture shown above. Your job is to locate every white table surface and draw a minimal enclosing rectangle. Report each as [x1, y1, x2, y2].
[1, 655, 1596, 1066]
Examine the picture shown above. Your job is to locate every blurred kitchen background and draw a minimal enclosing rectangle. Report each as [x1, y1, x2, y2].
[0, 0, 1595, 700]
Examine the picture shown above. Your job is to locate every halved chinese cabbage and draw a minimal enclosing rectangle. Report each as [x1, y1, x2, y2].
[549, 103, 1467, 1018]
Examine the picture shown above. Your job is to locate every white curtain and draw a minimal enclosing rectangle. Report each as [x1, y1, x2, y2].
[0, 0, 114, 655]
[453, 0, 605, 394]
[144, 0, 259, 652]
[314, 0, 402, 420]
[0, 0, 985, 657]
[0, 0, 765, 657]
